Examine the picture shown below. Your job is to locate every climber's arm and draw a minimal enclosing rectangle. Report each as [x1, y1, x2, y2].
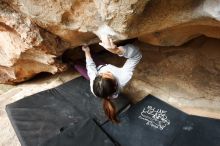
[82, 45, 97, 80]
[118, 44, 142, 86]
[98, 35, 125, 55]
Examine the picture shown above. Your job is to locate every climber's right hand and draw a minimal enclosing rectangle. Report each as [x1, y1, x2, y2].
[99, 35, 117, 51]
[82, 45, 90, 53]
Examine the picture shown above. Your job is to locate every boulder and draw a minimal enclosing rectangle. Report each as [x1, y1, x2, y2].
[0, 1, 70, 84]
[4, 0, 220, 46]
[1, 0, 220, 84]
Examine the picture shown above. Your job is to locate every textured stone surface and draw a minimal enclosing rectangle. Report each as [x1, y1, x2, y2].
[4, 0, 220, 46]
[0, 1, 70, 84]
[6, 0, 148, 43]
[137, 0, 220, 46]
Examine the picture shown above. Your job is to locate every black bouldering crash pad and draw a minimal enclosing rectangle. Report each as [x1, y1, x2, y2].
[6, 77, 220, 146]
[6, 77, 129, 146]
[102, 95, 220, 146]
[42, 119, 116, 146]
[171, 115, 220, 146]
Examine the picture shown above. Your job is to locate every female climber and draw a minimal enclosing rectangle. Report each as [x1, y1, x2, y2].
[82, 36, 142, 123]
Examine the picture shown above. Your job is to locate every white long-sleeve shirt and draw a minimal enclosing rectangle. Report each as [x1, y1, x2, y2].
[86, 44, 142, 98]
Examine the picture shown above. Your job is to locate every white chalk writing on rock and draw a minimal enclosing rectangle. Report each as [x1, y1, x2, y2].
[138, 106, 170, 130]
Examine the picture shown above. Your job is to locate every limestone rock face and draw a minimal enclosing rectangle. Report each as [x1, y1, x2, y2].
[4, 0, 149, 45]
[134, 37, 220, 102]
[132, 36, 220, 115]
[4, 0, 220, 46]
[137, 0, 220, 46]
[0, 2, 70, 84]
